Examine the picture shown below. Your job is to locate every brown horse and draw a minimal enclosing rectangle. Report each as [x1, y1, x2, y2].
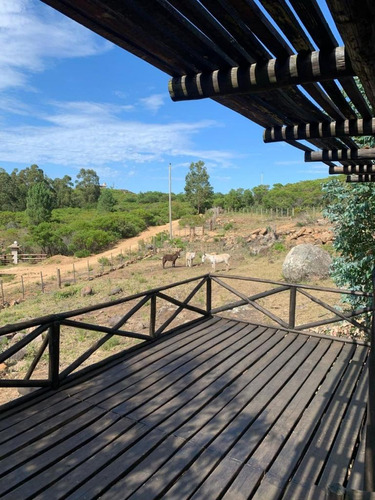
[162, 250, 180, 268]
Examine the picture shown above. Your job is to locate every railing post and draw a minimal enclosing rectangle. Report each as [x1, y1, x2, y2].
[206, 276, 212, 314]
[149, 294, 157, 338]
[48, 322, 60, 390]
[289, 286, 297, 329]
[365, 267, 375, 490]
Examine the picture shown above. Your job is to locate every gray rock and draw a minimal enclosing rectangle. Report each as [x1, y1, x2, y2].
[282, 244, 332, 282]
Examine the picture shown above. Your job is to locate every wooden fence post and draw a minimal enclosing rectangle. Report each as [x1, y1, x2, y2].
[56, 269, 61, 289]
[48, 322, 60, 389]
[289, 286, 297, 329]
[0, 280, 4, 305]
[40, 272, 44, 293]
[21, 275, 25, 299]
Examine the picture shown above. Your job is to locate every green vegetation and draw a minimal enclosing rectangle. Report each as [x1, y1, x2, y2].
[323, 179, 375, 308]
[0, 161, 334, 260]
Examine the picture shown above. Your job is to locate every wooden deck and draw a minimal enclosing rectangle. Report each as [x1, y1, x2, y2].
[0, 316, 369, 499]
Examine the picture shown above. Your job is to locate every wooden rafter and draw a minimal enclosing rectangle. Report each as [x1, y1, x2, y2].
[169, 47, 354, 101]
[346, 174, 375, 183]
[264, 118, 375, 143]
[330, 165, 375, 175]
[306, 148, 375, 162]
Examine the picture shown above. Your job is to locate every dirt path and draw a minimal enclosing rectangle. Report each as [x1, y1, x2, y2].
[1, 220, 181, 283]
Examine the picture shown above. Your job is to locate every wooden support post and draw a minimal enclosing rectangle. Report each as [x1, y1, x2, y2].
[21, 275, 25, 299]
[206, 277, 212, 314]
[289, 286, 297, 329]
[40, 271, 44, 293]
[56, 268, 61, 289]
[365, 269, 375, 490]
[48, 322, 60, 390]
[149, 294, 157, 338]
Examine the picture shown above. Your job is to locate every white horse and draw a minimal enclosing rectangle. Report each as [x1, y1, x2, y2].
[185, 251, 196, 267]
[202, 252, 231, 272]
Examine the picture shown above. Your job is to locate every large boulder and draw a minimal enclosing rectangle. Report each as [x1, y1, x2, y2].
[282, 244, 332, 282]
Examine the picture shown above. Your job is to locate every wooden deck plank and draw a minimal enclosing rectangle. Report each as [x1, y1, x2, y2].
[0, 405, 109, 477]
[251, 344, 368, 499]
[347, 423, 366, 491]
[145, 336, 316, 498]
[180, 338, 333, 499]
[174, 331, 300, 443]
[6, 418, 143, 500]
[318, 362, 368, 487]
[104, 322, 256, 414]
[0, 399, 95, 458]
[116, 324, 269, 418]
[139, 326, 278, 431]
[0, 318, 369, 499]
[214, 340, 342, 499]
[75, 318, 236, 406]
[0, 412, 119, 496]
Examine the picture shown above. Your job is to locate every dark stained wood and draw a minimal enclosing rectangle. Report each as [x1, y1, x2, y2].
[0, 318, 369, 498]
[306, 148, 375, 162]
[169, 47, 354, 101]
[330, 165, 375, 175]
[327, 0, 375, 113]
[264, 118, 375, 143]
[347, 175, 375, 183]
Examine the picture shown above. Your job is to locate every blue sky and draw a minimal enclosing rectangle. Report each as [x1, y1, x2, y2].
[0, 0, 340, 194]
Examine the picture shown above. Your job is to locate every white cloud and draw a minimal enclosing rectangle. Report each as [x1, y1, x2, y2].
[0, 0, 111, 91]
[0, 100, 227, 168]
[139, 94, 165, 113]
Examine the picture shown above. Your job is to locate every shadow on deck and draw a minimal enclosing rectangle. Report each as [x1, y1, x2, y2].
[0, 275, 372, 499]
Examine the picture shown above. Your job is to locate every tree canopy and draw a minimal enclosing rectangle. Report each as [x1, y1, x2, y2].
[184, 161, 214, 214]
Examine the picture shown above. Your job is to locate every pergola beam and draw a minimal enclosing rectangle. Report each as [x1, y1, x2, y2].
[169, 47, 354, 101]
[264, 118, 375, 143]
[330, 165, 375, 175]
[306, 148, 375, 162]
[346, 174, 375, 183]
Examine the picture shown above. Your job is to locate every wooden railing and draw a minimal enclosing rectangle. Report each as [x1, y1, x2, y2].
[0, 274, 372, 394]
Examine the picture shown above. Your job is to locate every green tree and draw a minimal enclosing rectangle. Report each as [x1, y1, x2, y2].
[184, 161, 214, 214]
[252, 184, 270, 205]
[75, 168, 100, 207]
[26, 182, 55, 225]
[97, 189, 116, 212]
[52, 175, 74, 208]
[323, 179, 375, 308]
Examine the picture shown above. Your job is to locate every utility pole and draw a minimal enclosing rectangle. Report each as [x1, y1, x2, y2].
[169, 163, 173, 239]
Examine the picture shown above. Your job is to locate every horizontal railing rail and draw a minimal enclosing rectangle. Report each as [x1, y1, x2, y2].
[0, 273, 372, 395]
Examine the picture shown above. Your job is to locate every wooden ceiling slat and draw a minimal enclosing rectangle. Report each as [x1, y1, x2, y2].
[198, 0, 271, 62]
[259, 0, 364, 121]
[327, 0, 375, 113]
[289, 0, 372, 119]
[165, 1, 253, 66]
[306, 148, 375, 162]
